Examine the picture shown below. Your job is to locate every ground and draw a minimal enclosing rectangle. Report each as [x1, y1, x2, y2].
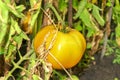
[78, 53, 120, 80]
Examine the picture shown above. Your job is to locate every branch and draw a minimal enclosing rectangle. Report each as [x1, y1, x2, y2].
[100, 0, 115, 60]
[68, 0, 73, 27]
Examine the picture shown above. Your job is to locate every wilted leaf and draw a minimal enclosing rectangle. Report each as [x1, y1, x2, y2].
[92, 0, 98, 4]
[90, 31, 103, 55]
[116, 38, 120, 47]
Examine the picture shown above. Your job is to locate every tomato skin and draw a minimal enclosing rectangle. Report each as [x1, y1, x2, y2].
[34, 25, 86, 69]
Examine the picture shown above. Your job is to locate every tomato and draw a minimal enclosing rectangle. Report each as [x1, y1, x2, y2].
[33, 25, 86, 69]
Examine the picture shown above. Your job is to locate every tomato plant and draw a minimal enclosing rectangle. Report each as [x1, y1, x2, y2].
[21, 11, 32, 34]
[34, 25, 86, 69]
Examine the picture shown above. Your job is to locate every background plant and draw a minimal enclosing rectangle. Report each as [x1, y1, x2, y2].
[0, 0, 120, 80]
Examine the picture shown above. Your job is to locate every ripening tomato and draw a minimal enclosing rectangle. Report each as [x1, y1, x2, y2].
[33, 25, 86, 69]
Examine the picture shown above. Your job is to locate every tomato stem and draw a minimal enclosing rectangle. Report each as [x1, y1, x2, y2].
[45, 3, 65, 26]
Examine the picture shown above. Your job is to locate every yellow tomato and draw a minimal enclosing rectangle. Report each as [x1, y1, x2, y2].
[34, 25, 86, 69]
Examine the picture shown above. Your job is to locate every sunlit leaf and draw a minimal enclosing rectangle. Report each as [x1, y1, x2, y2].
[7, 44, 16, 55]
[32, 75, 40, 80]
[106, 0, 112, 7]
[16, 5, 26, 13]
[72, 0, 79, 10]
[115, 23, 120, 46]
[87, 28, 95, 37]
[92, 5, 105, 26]
[79, 9, 93, 28]
[7, 4, 25, 18]
[71, 75, 79, 80]
[74, 0, 87, 19]
[0, 47, 4, 55]
[1, 0, 25, 18]
[11, 18, 29, 40]
[73, 21, 82, 31]
[0, 0, 9, 23]
[115, 23, 120, 38]
[87, 43, 92, 49]
[58, 0, 67, 12]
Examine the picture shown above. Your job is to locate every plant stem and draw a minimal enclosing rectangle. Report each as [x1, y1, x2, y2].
[68, 0, 73, 27]
[5, 50, 33, 79]
[100, 0, 114, 60]
[46, 4, 62, 23]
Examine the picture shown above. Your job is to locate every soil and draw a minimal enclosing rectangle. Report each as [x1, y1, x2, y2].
[78, 53, 120, 80]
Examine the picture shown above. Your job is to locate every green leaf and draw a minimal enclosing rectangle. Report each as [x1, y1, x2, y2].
[13, 32, 29, 49]
[16, 5, 25, 13]
[58, 0, 67, 12]
[20, 32, 29, 40]
[0, 0, 9, 23]
[7, 4, 25, 18]
[79, 8, 96, 37]
[11, 18, 29, 41]
[71, 75, 79, 80]
[30, 0, 42, 37]
[106, 0, 112, 7]
[87, 28, 95, 37]
[13, 35, 23, 49]
[72, 0, 79, 10]
[0, 24, 9, 46]
[11, 18, 22, 34]
[0, 47, 5, 55]
[92, 5, 105, 26]
[1, 0, 25, 18]
[73, 21, 82, 31]
[32, 75, 40, 80]
[115, 23, 120, 38]
[3, 26, 14, 51]
[115, 0, 120, 6]
[113, 3, 120, 23]
[74, 0, 87, 19]
[87, 43, 92, 49]
[7, 44, 16, 55]
[79, 9, 93, 28]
